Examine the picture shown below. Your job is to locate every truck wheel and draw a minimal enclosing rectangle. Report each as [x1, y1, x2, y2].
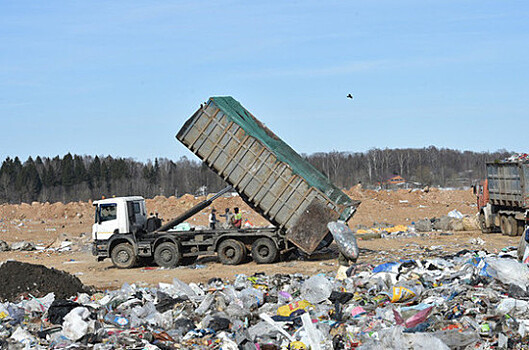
[238, 241, 248, 262]
[111, 243, 137, 269]
[154, 242, 181, 268]
[252, 238, 278, 264]
[517, 220, 525, 236]
[509, 216, 519, 236]
[500, 216, 511, 236]
[218, 239, 245, 265]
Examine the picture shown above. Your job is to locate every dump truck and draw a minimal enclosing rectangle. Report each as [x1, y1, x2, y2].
[92, 96, 360, 268]
[476, 162, 529, 236]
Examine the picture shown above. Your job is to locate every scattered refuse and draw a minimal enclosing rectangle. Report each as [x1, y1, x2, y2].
[328, 221, 359, 261]
[470, 237, 485, 246]
[10, 241, 36, 251]
[0, 247, 529, 348]
[0, 240, 10, 252]
[447, 209, 464, 219]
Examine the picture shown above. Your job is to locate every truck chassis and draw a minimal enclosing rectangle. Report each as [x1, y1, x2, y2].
[93, 227, 291, 268]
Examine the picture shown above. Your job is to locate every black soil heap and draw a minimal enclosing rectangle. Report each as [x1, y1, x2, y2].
[0, 261, 89, 301]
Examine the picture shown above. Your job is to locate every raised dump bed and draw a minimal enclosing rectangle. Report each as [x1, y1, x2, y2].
[177, 96, 360, 254]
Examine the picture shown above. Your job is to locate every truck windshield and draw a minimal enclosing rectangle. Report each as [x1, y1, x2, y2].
[100, 203, 117, 222]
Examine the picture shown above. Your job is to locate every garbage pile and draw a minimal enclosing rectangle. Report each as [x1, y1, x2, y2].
[504, 153, 529, 163]
[0, 237, 87, 253]
[414, 210, 478, 233]
[3, 250, 529, 349]
[352, 210, 479, 239]
[354, 223, 410, 238]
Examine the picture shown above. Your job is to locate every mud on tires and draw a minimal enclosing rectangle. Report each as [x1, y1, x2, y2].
[154, 242, 182, 268]
[111, 243, 137, 269]
[251, 237, 278, 264]
[217, 239, 245, 265]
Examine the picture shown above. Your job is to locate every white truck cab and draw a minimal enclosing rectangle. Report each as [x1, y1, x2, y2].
[92, 196, 147, 241]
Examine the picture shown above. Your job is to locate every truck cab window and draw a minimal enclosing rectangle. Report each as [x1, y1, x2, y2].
[100, 204, 117, 222]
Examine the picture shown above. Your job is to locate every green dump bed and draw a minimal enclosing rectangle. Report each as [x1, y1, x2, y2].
[177, 97, 360, 254]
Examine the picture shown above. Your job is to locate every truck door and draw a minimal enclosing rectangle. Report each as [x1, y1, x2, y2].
[94, 203, 119, 240]
[133, 201, 146, 227]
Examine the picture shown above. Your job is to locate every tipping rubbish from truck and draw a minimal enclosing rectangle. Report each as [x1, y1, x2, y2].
[92, 96, 360, 268]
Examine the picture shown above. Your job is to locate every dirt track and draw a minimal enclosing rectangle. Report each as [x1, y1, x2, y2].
[0, 187, 519, 290]
[0, 231, 519, 290]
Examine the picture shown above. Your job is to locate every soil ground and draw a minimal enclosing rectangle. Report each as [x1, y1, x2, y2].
[0, 187, 520, 291]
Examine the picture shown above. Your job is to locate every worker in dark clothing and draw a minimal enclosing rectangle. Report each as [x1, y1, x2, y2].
[209, 209, 218, 230]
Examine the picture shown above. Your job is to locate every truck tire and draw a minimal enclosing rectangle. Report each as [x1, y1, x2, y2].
[500, 216, 511, 236]
[517, 220, 525, 236]
[508, 216, 518, 236]
[238, 241, 248, 262]
[111, 243, 137, 269]
[252, 237, 278, 264]
[154, 242, 181, 268]
[217, 239, 245, 265]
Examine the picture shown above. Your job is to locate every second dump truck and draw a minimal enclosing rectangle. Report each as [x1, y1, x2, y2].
[476, 161, 529, 236]
[92, 96, 360, 268]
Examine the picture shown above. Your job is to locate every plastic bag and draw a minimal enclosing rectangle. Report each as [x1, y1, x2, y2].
[195, 293, 215, 315]
[63, 307, 91, 341]
[301, 275, 332, 304]
[496, 298, 529, 315]
[239, 288, 264, 310]
[327, 221, 358, 261]
[383, 280, 423, 303]
[394, 306, 433, 328]
[447, 210, 464, 219]
[104, 313, 130, 328]
[10, 327, 36, 346]
[486, 258, 529, 291]
[48, 299, 81, 324]
[300, 312, 322, 350]
[359, 326, 449, 350]
[277, 300, 313, 317]
[431, 330, 480, 348]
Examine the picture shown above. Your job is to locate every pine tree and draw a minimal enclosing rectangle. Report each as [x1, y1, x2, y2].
[61, 153, 75, 188]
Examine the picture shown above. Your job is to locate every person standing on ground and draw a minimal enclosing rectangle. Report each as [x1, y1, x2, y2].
[209, 209, 218, 230]
[220, 208, 234, 229]
[233, 207, 242, 229]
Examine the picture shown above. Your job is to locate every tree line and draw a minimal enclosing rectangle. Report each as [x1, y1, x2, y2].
[0, 147, 511, 204]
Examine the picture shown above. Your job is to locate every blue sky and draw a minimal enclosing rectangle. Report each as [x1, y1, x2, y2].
[1, 1, 528, 163]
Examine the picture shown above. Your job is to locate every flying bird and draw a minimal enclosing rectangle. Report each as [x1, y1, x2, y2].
[346, 94, 353, 99]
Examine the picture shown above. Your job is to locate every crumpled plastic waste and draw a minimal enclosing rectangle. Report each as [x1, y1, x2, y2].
[328, 221, 358, 260]
[3, 247, 529, 348]
[62, 307, 92, 341]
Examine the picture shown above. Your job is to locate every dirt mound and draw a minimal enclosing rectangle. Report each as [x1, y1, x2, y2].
[0, 261, 89, 301]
